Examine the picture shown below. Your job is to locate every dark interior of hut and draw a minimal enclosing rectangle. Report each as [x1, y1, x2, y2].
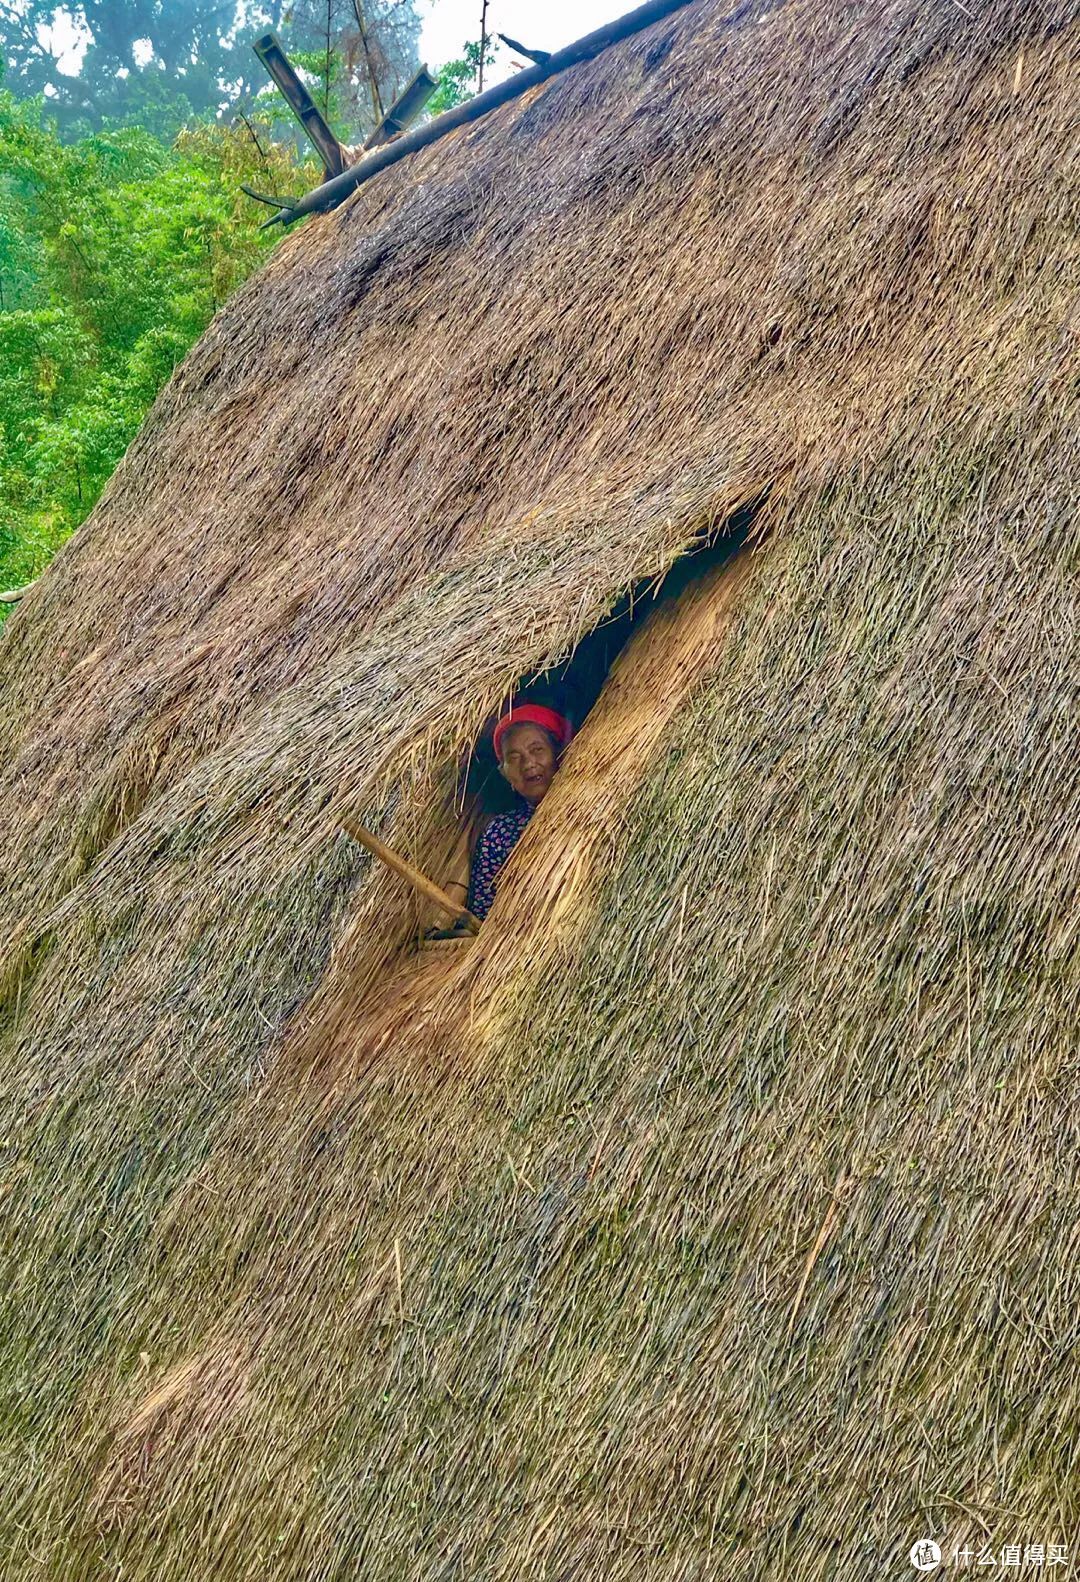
[460, 495, 762, 820]
[416, 495, 763, 941]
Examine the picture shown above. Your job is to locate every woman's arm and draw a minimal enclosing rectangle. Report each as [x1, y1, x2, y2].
[466, 821, 504, 923]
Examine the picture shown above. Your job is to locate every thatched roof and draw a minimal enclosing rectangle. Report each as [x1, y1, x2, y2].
[1, 0, 1077, 1574]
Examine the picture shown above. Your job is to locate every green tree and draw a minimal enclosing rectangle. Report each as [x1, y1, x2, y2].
[0, 2, 421, 145]
[0, 1, 427, 615]
[286, 0, 421, 136]
[0, 2, 279, 139]
[427, 38, 497, 117]
[0, 85, 316, 609]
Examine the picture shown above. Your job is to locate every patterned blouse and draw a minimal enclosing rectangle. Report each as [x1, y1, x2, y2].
[467, 799, 535, 921]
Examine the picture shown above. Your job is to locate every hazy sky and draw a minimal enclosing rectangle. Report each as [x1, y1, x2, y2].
[41, 2, 629, 82]
[418, 0, 626, 65]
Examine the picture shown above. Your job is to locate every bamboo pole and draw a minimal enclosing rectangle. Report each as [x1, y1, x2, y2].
[261, 0, 735, 227]
[340, 814, 481, 933]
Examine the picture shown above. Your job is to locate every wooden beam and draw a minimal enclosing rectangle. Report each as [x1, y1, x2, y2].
[261, 0, 741, 226]
[252, 31, 346, 179]
[340, 814, 481, 933]
[363, 66, 438, 150]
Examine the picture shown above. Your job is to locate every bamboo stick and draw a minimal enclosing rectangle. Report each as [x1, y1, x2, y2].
[262, 0, 736, 226]
[340, 815, 481, 933]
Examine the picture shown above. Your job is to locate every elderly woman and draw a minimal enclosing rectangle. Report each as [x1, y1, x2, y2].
[464, 704, 572, 923]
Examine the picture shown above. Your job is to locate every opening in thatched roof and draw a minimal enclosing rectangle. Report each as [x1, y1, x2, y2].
[462, 495, 759, 821]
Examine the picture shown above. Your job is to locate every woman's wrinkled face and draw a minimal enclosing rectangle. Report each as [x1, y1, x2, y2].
[499, 724, 557, 803]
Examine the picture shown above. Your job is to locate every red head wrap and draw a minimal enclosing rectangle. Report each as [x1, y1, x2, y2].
[493, 704, 572, 762]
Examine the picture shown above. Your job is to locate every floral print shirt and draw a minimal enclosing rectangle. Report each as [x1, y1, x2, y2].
[466, 799, 535, 922]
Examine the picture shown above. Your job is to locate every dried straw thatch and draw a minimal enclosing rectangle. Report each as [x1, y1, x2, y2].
[1, 0, 1077, 1576]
